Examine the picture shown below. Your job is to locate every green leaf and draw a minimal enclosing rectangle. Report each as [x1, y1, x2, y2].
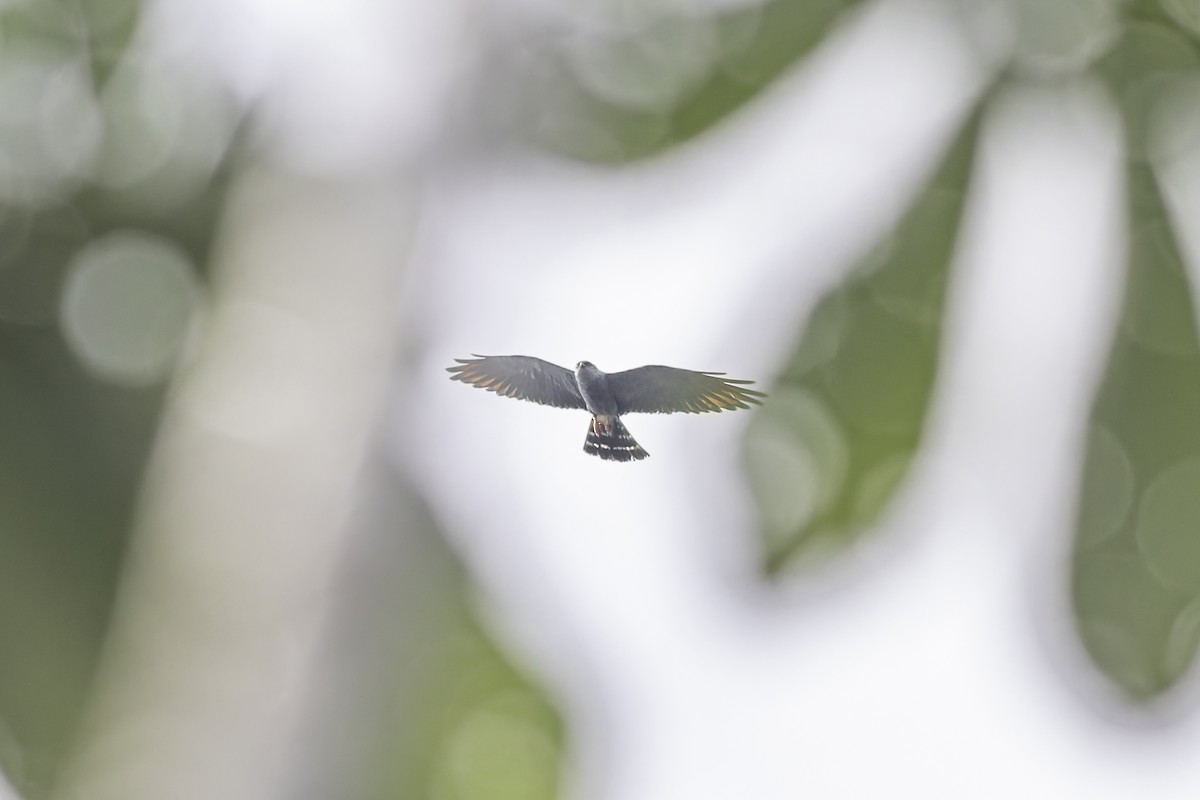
[0, 209, 191, 798]
[0, 357, 132, 797]
[281, 474, 566, 800]
[746, 107, 982, 575]
[1071, 162, 1200, 698]
[529, 0, 865, 162]
[1094, 18, 1200, 162]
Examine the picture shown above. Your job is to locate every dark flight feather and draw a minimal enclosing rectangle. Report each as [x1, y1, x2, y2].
[608, 365, 765, 415]
[447, 355, 586, 410]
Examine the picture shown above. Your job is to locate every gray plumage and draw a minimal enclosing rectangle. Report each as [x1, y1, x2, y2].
[447, 354, 765, 462]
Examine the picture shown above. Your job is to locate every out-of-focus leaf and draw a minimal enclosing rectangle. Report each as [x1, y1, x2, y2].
[1095, 18, 1200, 163]
[0, 229, 184, 796]
[1070, 160, 1200, 699]
[0, 0, 142, 88]
[525, 0, 863, 162]
[1124, 1, 1200, 40]
[0, 0, 236, 786]
[1005, 0, 1123, 75]
[0, 223, 219, 798]
[745, 108, 981, 575]
[1065, 19, 1200, 701]
[0, 358, 123, 796]
[0, 207, 209, 796]
[280, 463, 566, 800]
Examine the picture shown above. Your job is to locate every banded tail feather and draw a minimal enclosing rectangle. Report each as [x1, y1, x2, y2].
[584, 416, 648, 462]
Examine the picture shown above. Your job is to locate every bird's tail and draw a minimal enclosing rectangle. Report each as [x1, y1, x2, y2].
[584, 416, 649, 462]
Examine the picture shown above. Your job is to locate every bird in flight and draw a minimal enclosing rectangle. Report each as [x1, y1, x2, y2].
[448, 355, 765, 462]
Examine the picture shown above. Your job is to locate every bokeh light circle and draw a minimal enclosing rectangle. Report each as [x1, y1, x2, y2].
[60, 231, 201, 386]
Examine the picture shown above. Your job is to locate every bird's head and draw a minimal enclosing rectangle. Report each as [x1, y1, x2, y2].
[575, 360, 594, 372]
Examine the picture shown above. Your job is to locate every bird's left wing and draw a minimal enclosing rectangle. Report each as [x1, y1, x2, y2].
[608, 365, 766, 414]
[447, 355, 586, 409]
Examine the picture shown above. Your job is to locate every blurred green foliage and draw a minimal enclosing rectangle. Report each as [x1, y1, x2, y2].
[0, 1, 566, 798]
[284, 474, 564, 800]
[1069, 10, 1200, 698]
[7, 2, 1200, 797]
[0, 0, 219, 791]
[1072, 162, 1200, 698]
[530, 0, 1200, 700]
[525, 0, 865, 161]
[745, 110, 978, 574]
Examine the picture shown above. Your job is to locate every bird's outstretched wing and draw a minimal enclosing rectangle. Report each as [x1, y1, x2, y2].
[447, 355, 586, 409]
[609, 365, 766, 414]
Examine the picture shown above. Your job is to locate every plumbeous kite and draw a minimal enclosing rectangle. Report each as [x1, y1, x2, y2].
[448, 355, 765, 462]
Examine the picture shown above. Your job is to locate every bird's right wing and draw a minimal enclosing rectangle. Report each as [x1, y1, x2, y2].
[608, 365, 765, 414]
[447, 355, 586, 409]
